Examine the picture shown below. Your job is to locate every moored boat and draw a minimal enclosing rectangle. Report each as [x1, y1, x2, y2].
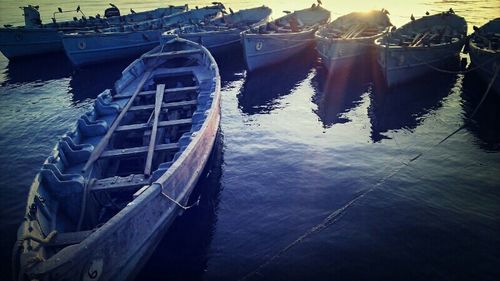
[62, 4, 224, 67]
[12, 34, 221, 281]
[467, 18, 500, 94]
[167, 6, 272, 54]
[315, 9, 392, 72]
[374, 10, 467, 87]
[241, 3, 330, 71]
[0, 4, 187, 59]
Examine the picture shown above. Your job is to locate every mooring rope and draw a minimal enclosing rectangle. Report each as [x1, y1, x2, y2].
[237, 64, 499, 281]
[157, 182, 200, 210]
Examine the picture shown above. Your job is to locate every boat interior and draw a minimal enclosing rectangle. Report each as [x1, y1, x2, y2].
[470, 19, 500, 51]
[380, 11, 467, 47]
[254, 5, 329, 34]
[318, 10, 392, 39]
[21, 37, 217, 261]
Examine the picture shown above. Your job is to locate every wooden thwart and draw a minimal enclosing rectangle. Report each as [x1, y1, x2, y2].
[91, 174, 147, 192]
[115, 118, 192, 132]
[143, 49, 202, 59]
[144, 84, 165, 176]
[129, 100, 197, 112]
[100, 143, 180, 159]
[118, 85, 200, 99]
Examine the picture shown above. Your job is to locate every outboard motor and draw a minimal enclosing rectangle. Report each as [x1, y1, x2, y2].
[104, 4, 120, 18]
[23, 5, 42, 27]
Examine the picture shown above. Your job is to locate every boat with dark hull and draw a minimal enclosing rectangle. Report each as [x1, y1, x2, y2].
[12, 35, 221, 281]
[62, 4, 224, 67]
[167, 6, 272, 54]
[241, 4, 330, 71]
[374, 10, 467, 87]
[315, 9, 392, 72]
[0, 4, 187, 59]
[467, 18, 500, 95]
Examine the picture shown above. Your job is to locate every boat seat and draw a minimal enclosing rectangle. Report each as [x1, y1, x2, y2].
[77, 117, 108, 137]
[58, 139, 93, 165]
[95, 98, 120, 116]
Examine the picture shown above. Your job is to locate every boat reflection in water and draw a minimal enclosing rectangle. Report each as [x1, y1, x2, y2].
[462, 71, 500, 151]
[369, 69, 459, 143]
[237, 49, 317, 115]
[311, 57, 373, 128]
[135, 133, 225, 281]
[2, 53, 72, 85]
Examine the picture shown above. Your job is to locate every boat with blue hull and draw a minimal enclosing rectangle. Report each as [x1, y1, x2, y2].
[0, 4, 187, 59]
[374, 10, 467, 87]
[62, 4, 224, 67]
[467, 18, 500, 94]
[241, 4, 330, 71]
[167, 6, 272, 54]
[315, 9, 392, 72]
[12, 35, 221, 281]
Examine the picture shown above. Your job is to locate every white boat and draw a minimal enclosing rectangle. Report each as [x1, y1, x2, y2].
[0, 4, 187, 59]
[467, 18, 500, 94]
[62, 4, 224, 67]
[12, 34, 221, 281]
[315, 9, 392, 72]
[374, 10, 467, 87]
[241, 4, 330, 71]
[167, 6, 272, 54]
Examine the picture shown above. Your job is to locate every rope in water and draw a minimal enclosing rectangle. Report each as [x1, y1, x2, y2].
[237, 64, 500, 281]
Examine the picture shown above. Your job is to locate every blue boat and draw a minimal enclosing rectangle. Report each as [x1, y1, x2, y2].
[315, 9, 392, 72]
[374, 10, 467, 87]
[62, 4, 224, 67]
[166, 6, 272, 54]
[0, 4, 187, 59]
[468, 18, 500, 94]
[241, 4, 330, 71]
[12, 34, 221, 281]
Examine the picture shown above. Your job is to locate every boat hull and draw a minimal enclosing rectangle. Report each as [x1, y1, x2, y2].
[242, 30, 316, 71]
[180, 30, 242, 54]
[316, 36, 377, 72]
[376, 40, 464, 87]
[62, 31, 162, 66]
[0, 28, 62, 59]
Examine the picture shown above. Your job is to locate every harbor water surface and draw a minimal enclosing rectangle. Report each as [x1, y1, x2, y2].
[0, 0, 499, 280]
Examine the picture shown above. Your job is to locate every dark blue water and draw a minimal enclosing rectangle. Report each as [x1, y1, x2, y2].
[1, 4, 500, 281]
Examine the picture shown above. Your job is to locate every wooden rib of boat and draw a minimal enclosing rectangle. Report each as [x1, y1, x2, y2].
[12, 35, 221, 281]
[241, 4, 330, 71]
[315, 9, 392, 72]
[374, 10, 467, 87]
[0, 4, 187, 59]
[62, 4, 224, 67]
[166, 6, 272, 54]
[467, 18, 500, 94]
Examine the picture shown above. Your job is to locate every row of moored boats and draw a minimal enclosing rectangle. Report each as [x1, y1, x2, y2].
[6, 3, 500, 281]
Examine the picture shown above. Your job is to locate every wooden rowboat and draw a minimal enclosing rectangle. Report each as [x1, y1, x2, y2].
[241, 4, 330, 71]
[167, 6, 272, 54]
[0, 4, 187, 59]
[62, 4, 224, 67]
[315, 9, 392, 72]
[467, 18, 500, 94]
[13, 34, 221, 281]
[374, 10, 467, 87]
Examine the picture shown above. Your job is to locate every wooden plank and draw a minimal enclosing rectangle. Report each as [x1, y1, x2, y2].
[143, 49, 201, 59]
[117, 86, 200, 99]
[83, 71, 152, 172]
[129, 100, 197, 112]
[91, 174, 147, 192]
[49, 230, 94, 247]
[100, 143, 179, 159]
[144, 84, 165, 176]
[115, 118, 192, 132]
